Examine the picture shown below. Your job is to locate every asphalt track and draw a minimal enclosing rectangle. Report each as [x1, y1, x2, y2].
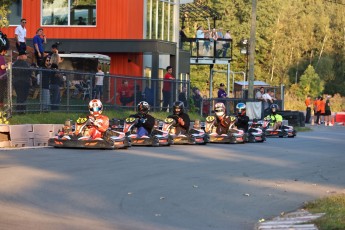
[0, 125, 344, 230]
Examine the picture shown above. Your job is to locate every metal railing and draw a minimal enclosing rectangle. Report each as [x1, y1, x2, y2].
[5, 66, 190, 115]
[181, 37, 233, 60]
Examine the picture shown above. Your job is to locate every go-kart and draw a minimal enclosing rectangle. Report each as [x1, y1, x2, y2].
[259, 117, 296, 138]
[162, 116, 208, 145]
[48, 117, 131, 149]
[122, 117, 172, 146]
[204, 115, 245, 144]
[246, 119, 266, 143]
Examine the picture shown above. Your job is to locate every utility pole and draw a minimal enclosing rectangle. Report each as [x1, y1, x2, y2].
[248, 0, 257, 99]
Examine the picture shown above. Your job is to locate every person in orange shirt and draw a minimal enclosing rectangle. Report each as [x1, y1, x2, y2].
[319, 97, 326, 125]
[315, 96, 322, 125]
[313, 97, 318, 124]
[305, 95, 312, 124]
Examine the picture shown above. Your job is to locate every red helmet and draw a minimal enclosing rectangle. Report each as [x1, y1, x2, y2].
[89, 99, 103, 116]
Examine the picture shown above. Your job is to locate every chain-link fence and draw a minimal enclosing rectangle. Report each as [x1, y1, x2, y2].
[4, 65, 191, 114]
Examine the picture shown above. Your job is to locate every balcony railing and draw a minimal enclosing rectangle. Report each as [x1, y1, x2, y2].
[181, 38, 232, 61]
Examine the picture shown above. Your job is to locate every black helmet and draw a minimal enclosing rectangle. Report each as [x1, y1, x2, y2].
[137, 101, 150, 115]
[173, 101, 184, 115]
[270, 104, 279, 114]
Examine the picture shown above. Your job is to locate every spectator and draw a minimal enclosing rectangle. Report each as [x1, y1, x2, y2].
[192, 88, 202, 112]
[203, 31, 211, 54]
[94, 65, 104, 100]
[319, 96, 326, 124]
[325, 95, 332, 126]
[119, 80, 133, 106]
[179, 26, 187, 49]
[202, 95, 210, 116]
[162, 66, 175, 111]
[217, 83, 227, 102]
[196, 26, 207, 55]
[0, 46, 9, 108]
[222, 30, 231, 57]
[313, 97, 319, 124]
[12, 51, 31, 113]
[33, 28, 47, 66]
[15, 18, 27, 53]
[178, 85, 188, 108]
[78, 17, 86, 25]
[41, 56, 52, 111]
[305, 95, 312, 124]
[262, 89, 273, 114]
[255, 87, 265, 101]
[315, 96, 322, 125]
[49, 53, 62, 110]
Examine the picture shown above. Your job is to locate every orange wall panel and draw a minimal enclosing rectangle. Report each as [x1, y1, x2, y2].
[1, 0, 144, 39]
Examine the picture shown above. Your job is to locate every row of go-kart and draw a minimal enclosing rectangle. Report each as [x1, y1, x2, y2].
[48, 115, 296, 149]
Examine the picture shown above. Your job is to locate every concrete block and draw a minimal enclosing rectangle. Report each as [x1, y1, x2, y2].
[11, 138, 34, 147]
[0, 124, 10, 132]
[33, 124, 54, 138]
[34, 137, 50, 147]
[9, 124, 34, 140]
[0, 140, 11, 148]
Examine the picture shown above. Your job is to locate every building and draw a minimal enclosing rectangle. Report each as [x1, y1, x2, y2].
[2, 0, 192, 106]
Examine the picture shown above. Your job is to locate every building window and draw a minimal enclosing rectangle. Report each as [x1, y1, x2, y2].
[8, 0, 22, 25]
[146, 0, 175, 41]
[42, 0, 96, 26]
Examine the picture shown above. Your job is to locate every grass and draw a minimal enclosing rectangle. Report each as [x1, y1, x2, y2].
[304, 194, 345, 230]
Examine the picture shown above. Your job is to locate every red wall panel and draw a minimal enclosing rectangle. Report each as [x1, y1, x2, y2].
[2, 0, 144, 39]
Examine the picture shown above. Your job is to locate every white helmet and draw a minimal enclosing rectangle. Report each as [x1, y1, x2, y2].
[214, 102, 225, 117]
[89, 99, 103, 116]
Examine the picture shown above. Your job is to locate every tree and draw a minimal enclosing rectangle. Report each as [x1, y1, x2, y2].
[0, 0, 15, 28]
[298, 65, 324, 98]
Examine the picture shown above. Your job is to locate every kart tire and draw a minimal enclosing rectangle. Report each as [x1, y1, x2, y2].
[248, 135, 255, 143]
[189, 136, 196, 144]
[152, 137, 160, 147]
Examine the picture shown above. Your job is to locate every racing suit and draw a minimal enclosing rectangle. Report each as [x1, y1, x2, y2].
[129, 113, 155, 137]
[235, 115, 249, 132]
[266, 113, 283, 129]
[167, 112, 190, 135]
[88, 114, 109, 139]
[214, 115, 233, 135]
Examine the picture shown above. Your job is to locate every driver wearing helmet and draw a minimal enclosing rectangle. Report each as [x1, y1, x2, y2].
[129, 101, 155, 137]
[213, 102, 232, 134]
[88, 99, 109, 139]
[167, 101, 190, 134]
[266, 104, 282, 130]
[235, 102, 249, 132]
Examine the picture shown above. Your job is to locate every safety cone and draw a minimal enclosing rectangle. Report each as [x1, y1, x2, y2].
[330, 117, 335, 126]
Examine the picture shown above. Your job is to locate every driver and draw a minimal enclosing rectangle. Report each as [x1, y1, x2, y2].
[88, 99, 109, 139]
[129, 101, 155, 137]
[167, 101, 190, 134]
[213, 102, 232, 135]
[266, 104, 282, 130]
[235, 102, 249, 132]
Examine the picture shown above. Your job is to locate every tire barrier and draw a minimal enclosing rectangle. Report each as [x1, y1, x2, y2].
[279, 110, 305, 127]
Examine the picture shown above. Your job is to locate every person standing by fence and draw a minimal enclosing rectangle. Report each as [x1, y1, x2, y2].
[15, 19, 27, 53]
[162, 66, 175, 112]
[94, 65, 104, 100]
[49, 53, 62, 110]
[12, 51, 31, 113]
[0, 46, 9, 108]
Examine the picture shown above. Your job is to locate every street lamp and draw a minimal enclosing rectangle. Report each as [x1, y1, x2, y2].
[240, 38, 249, 81]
